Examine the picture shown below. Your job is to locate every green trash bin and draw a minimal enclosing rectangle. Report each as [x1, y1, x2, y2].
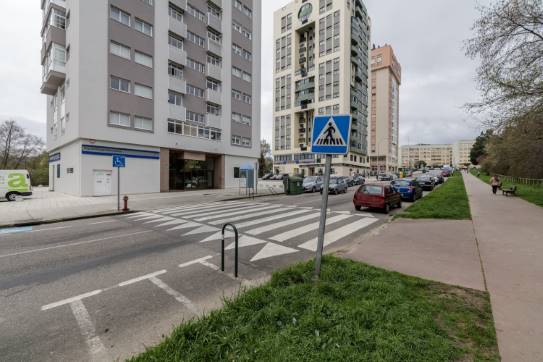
[287, 176, 304, 195]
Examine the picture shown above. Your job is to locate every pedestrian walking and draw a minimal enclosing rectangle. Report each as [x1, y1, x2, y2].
[490, 175, 500, 195]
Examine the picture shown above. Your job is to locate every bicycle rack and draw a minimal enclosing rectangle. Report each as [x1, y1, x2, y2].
[221, 223, 239, 278]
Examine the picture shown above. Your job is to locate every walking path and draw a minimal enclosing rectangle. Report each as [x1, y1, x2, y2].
[341, 173, 543, 361]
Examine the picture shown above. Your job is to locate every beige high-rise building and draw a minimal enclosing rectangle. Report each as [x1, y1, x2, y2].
[400, 144, 453, 168]
[452, 140, 475, 167]
[369, 44, 401, 173]
[272, 0, 372, 177]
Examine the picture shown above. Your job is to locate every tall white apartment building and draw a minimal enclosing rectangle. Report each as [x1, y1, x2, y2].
[452, 140, 475, 168]
[272, 0, 371, 177]
[41, 0, 261, 196]
[400, 144, 453, 168]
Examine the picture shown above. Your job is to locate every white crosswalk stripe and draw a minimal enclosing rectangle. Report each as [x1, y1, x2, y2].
[157, 202, 245, 215]
[234, 209, 310, 229]
[270, 214, 351, 242]
[194, 205, 276, 222]
[208, 206, 293, 226]
[245, 212, 321, 236]
[169, 202, 260, 218]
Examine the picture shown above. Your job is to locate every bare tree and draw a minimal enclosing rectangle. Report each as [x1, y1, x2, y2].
[465, 0, 543, 128]
[0, 120, 45, 169]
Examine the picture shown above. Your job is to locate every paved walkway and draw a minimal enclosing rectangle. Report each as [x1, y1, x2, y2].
[341, 173, 543, 361]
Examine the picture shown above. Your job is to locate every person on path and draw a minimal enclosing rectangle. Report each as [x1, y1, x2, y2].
[490, 175, 501, 195]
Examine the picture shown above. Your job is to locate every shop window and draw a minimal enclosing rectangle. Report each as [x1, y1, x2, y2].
[234, 167, 240, 178]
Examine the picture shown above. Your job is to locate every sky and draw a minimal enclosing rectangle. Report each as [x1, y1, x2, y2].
[0, 0, 488, 146]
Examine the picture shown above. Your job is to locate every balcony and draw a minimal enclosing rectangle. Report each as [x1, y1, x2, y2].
[41, 44, 66, 95]
[207, 113, 221, 128]
[41, 0, 65, 11]
[169, 104, 187, 121]
[170, 0, 187, 10]
[206, 63, 222, 80]
[207, 38, 222, 56]
[169, 46, 187, 66]
[206, 89, 221, 104]
[207, 13, 221, 32]
[169, 17, 187, 39]
[209, 0, 222, 8]
[169, 76, 186, 94]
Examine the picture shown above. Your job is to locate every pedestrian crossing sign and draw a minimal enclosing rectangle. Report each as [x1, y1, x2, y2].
[311, 115, 351, 154]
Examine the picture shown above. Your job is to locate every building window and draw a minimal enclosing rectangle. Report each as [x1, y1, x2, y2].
[319, 0, 333, 14]
[135, 18, 153, 36]
[187, 58, 205, 73]
[50, 8, 66, 29]
[134, 84, 153, 99]
[187, 4, 206, 22]
[109, 111, 131, 127]
[242, 71, 252, 82]
[168, 61, 183, 79]
[110, 76, 130, 93]
[207, 54, 222, 67]
[274, 75, 292, 111]
[169, 5, 183, 21]
[207, 103, 221, 115]
[208, 30, 222, 44]
[57, 164, 60, 178]
[134, 51, 153, 68]
[168, 90, 183, 106]
[187, 31, 205, 47]
[233, 21, 252, 40]
[275, 35, 292, 71]
[168, 119, 221, 140]
[134, 116, 153, 131]
[274, 115, 291, 151]
[110, 41, 131, 60]
[168, 32, 184, 49]
[242, 93, 252, 104]
[319, 10, 340, 56]
[281, 14, 292, 33]
[232, 113, 251, 126]
[318, 57, 340, 101]
[110, 6, 131, 26]
[232, 89, 242, 101]
[234, 0, 252, 18]
[140, 0, 153, 5]
[207, 78, 221, 92]
[232, 135, 250, 147]
[234, 167, 240, 178]
[186, 110, 205, 123]
[186, 84, 205, 98]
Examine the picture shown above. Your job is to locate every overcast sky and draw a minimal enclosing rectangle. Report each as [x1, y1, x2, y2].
[1, 0, 487, 146]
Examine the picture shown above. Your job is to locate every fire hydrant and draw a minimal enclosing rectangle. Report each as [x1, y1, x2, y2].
[122, 195, 130, 212]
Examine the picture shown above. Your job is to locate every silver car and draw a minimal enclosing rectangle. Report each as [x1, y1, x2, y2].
[303, 176, 323, 192]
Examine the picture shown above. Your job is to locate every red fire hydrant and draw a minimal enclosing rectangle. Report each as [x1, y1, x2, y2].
[122, 195, 130, 212]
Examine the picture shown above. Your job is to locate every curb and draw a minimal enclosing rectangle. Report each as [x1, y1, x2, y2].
[0, 210, 138, 229]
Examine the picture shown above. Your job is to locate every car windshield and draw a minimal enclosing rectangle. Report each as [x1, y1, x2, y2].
[418, 176, 430, 181]
[329, 178, 338, 184]
[362, 185, 382, 195]
[304, 177, 317, 183]
[395, 180, 411, 187]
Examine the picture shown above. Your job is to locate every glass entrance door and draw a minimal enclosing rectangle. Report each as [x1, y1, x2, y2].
[169, 156, 214, 191]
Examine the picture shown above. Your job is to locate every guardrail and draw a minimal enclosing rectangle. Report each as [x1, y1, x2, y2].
[221, 223, 239, 278]
[497, 174, 543, 187]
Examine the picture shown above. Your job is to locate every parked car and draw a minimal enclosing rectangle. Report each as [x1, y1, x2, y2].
[320, 177, 348, 195]
[271, 173, 288, 180]
[1, 170, 33, 201]
[377, 173, 393, 181]
[353, 183, 402, 213]
[261, 173, 273, 180]
[441, 169, 452, 177]
[428, 171, 444, 184]
[353, 175, 365, 185]
[345, 176, 356, 187]
[302, 176, 323, 192]
[391, 178, 423, 202]
[415, 175, 436, 191]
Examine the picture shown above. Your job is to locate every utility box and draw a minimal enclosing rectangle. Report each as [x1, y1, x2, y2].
[284, 176, 304, 195]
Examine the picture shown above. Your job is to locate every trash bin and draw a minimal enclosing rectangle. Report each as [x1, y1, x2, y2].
[286, 176, 304, 195]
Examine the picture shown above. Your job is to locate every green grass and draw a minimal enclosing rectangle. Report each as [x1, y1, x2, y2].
[130, 256, 499, 362]
[471, 169, 543, 208]
[397, 174, 471, 220]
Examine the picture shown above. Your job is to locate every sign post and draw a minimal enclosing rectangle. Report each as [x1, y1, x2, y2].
[112, 155, 126, 211]
[310, 115, 351, 278]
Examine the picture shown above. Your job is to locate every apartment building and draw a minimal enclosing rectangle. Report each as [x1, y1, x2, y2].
[369, 44, 401, 173]
[452, 140, 475, 168]
[400, 144, 453, 168]
[272, 0, 371, 177]
[40, 0, 261, 196]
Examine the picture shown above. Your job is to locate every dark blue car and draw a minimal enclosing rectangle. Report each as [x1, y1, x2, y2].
[391, 178, 423, 202]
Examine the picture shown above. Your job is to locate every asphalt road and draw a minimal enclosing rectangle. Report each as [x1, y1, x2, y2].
[0, 186, 414, 361]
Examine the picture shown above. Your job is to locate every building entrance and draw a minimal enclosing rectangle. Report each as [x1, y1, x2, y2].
[169, 157, 214, 191]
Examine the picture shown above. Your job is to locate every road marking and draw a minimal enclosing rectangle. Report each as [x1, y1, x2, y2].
[42, 289, 103, 311]
[0, 230, 153, 259]
[166, 221, 200, 231]
[183, 225, 219, 235]
[199, 260, 220, 271]
[208, 207, 290, 225]
[246, 213, 320, 235]
[194, 205, 272, 222]
[167, 202, 252, 217]
[70, 299, 108, 361]
[89, 220, 117, 225]
[130, 214, 165, 222]
[126, 212, 151, 219]
[298, 217, 378, 251]
[155, 219, 188, 227]
[149, 276, 199, 314]
[175, 203, 264, 219]
[225, 235, 267, 250]
[179, 255, 214, 268]
[270, 214, 351, 242]
[0, 226, 33, 234]
[199, 230, 235, 243]
[234, 209, 309, 229]
[30, 226, 73, 233]
[155, 202, 226, 214]
[250, 242, 298, 262]
[144, 216, 175, 224]
[118, 270, 167, 287]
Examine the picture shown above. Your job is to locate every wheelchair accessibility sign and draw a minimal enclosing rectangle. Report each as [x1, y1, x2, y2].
[311, 115, 351, 155]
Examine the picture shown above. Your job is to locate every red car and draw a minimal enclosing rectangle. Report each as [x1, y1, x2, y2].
[353, 183, 402, 213]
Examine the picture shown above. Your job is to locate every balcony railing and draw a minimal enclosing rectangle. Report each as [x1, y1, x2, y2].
[169, 16, 187, 39]
[206, 88, 222, 104]
[169, 46, 187, 66]
[41, 43, 66, 95]
[169, 76, 187, 94]
[207, 38, 222, 55]
[206, 63, 222, 80]
[207, 13, 221, 32]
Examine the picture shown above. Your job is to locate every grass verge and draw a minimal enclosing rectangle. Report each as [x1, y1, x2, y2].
[397, 174, 471, 219]
[471, 169, 543, 208]
[130, 256, 498, 362]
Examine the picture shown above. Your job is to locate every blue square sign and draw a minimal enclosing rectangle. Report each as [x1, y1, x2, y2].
[311, 115, 352, 155]
[112, 155, 126, 168]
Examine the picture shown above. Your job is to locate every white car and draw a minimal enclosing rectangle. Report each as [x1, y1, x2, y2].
[0, 170, 33, 201]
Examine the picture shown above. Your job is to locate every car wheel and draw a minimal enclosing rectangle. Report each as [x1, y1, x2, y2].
[355, 205, 361, 211]
[384, 203, 391, 214]
[397, 201, 402, 208]
[6, 192, 18, 202]
[312, 187, 316, 193]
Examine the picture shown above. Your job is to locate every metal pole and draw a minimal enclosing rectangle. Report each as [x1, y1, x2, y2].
[315, 154, 332, 278]
[117, 166, 120, 211]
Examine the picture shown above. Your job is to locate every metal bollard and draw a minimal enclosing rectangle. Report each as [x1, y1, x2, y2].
[221, 223, 239, 278]
[122, 195, 129, 212]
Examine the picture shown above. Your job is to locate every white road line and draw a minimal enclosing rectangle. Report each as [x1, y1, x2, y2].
[167, 202, 252, 216]
[207, 206, 289, 225]
[194, 205, 272, 222]
[126, 212, 151, 219]
[149, 276, 199, 314]
[270, 214, 351, 242]
[178, 255, 213, 268]
[167, 221, 200, 231]
[199, 260, 220, 271]
[0, 230, 153, 259]
[246, 213, 320, 236]
[155, 219, 188, 227]
[118, 270, 167, 287]
[171, 203, 262, 218]
[144, 216, 175, 224]
[298, 217, 378, 251]
[42, 289, 103, 311]
[88, 220, 117, 225]
[130, 214, 165, 222]
[155, 202, 227, 213]
[70, 300, 108, 361]
[30, 226, 73, 233]
[234, 209, 309, 229]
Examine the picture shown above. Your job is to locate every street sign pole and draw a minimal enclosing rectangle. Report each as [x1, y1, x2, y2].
[117, 166, 120, 211]
[315, 154, 332, 278]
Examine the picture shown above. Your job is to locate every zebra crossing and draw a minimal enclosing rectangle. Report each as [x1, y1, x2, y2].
[122, 201, 379, 263]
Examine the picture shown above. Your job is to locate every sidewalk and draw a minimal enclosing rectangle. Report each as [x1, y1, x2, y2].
[0, 182, 285, 227]
[464, 173, 543, 362]
[340, 173, 543, 361]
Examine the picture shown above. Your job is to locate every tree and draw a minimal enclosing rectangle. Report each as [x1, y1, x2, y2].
[258, 139, 273, 177]
[0, 119, 46, 175]
[470, 130, 493, 165]
[465, 0, 543, 128]
[415, 160, 427, 169]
